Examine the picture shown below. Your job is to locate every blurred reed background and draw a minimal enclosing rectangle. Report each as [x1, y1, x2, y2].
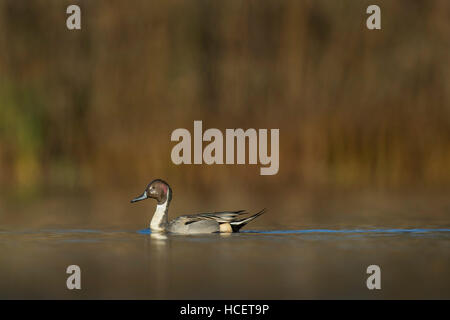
[0, 0, 449, 228]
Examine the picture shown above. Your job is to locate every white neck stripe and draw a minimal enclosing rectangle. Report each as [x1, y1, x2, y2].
[150, 189, 170, 232]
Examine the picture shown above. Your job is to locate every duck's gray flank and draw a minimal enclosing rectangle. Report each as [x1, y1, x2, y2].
[131, 179, 265, 234]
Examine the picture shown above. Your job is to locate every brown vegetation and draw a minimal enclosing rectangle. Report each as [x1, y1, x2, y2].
[1, 0, 449, 195]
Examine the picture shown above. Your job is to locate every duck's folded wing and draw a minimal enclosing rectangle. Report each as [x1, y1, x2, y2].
[182, 210, 248, 223]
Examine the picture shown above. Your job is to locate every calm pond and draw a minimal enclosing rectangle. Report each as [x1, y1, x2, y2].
[1, 227, 449, 299]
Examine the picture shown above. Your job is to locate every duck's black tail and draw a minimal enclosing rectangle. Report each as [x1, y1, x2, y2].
[230, 208, 266, 232]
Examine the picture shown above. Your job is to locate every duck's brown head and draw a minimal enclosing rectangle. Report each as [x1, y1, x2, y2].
[130, 179, 172, 205]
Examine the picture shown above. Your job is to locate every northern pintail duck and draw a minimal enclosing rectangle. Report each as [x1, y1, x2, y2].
[131, 179, 265, 234]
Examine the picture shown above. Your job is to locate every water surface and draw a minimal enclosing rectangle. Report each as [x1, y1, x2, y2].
[0, 227, 449, 299]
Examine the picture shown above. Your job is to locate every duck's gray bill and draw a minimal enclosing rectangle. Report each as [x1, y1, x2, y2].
[131, 191, 147, 203]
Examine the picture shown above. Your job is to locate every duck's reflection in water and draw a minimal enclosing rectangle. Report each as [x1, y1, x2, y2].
[150, 232, 168, 242]
[143, 232, 170, 298]
[143, 232, 232, 298]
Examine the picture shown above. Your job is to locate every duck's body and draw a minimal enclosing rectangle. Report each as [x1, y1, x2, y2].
[166, 210, 265, 234]
[131, 179, 265, 234]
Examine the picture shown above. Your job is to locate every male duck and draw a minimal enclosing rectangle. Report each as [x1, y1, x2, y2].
[131, 179, 265, 234]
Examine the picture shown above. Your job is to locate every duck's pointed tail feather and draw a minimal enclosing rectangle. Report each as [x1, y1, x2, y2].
[229, 208, 266, 232]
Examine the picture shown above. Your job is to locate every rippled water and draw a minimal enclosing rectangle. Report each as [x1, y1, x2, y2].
[0, 227, 449, 299]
